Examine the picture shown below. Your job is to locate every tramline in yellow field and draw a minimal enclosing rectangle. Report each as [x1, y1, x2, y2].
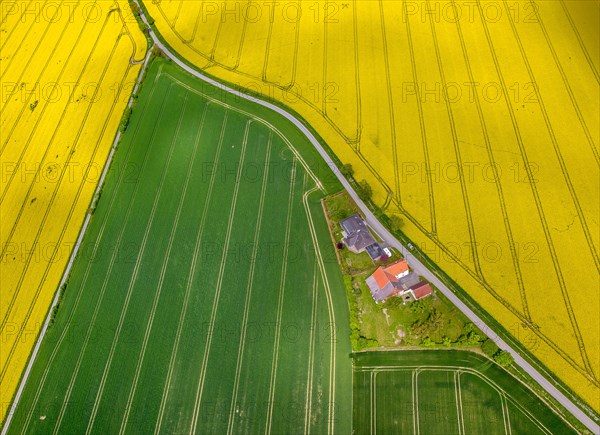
[144, 0, 599, 411]
[0, 0, 146, 419]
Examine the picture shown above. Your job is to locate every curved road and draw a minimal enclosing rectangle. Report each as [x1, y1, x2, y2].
[132, 6, 598, 432]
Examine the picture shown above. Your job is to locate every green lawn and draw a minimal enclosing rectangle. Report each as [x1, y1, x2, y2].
[7, 58, 351, 434]
[344, 266, 470, 348]
[353, 350, 577, 434]
[324, 191, 488, 352]
[323, 191, 399, 275]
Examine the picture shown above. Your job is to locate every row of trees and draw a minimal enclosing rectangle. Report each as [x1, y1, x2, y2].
[481, 337, 515, 367]
[344, 276, 379, 351]
[339, 163, 404, 232]
[408, 316, 514, 366]
[344, 269, 513, 366]
[49, 283, 67, 327]
[338, 162, 514, 367]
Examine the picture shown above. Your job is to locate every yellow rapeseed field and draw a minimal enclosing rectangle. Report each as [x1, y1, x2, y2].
[144, 0, 599, 410]
[0, 0, 146, 419]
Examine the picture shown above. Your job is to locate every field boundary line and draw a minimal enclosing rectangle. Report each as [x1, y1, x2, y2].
[264, 160, 297, 435]
[153, 109, 230, 434]
[413, 369, 420, 435]
[449, 0, 531, 319]
[303, 259, 319, 435]
[302, 186, 337, 435]
[377, 0, 401, 206]
[362, 364, 553, 434]
[0, 0, 64, 104]
[369, 371, 375, 435]
[226, 131, 273, 435]
[49, 79, 176, 435]
[1, 46, 153, 435]
[532, 0, 599, 166]
[16, 57, 145, 435]
[118, 100, 210, 434]
[83, 93, 191, 435]
[476, 0, 596, 382]
[1, 22, 124, 385]
[558, 0, 600, 83]
[151, 0, 358, 144]
[454, 371, 465, 435]
[160, 73, 324, 193]
[422, 0, 483, 279]
[402, 2, 436, 233]
[501, 392, 512, 435]
[189, 120, 251, 434]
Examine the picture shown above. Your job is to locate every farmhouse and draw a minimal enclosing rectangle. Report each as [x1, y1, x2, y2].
[339, 213, 384, 260]
[365, 259, 433, 303]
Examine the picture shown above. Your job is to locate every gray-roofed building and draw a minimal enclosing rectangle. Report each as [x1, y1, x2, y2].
[365, 243, 384, 260]
[339, 213, 382, 259]
[365, 275, 398, 302]
[339, 213, 366, 236]
[343, 231, 375, 253]
[396, 272, 421, 291]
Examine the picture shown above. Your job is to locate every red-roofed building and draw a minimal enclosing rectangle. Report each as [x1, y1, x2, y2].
[410, 281, 433, 300]
[365, 259, 433, 303]
[383, 260, 409, 279]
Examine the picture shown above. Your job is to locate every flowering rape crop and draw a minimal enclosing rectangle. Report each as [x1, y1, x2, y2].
[144, 0, 599, 410]
[0, 0, 146, 418]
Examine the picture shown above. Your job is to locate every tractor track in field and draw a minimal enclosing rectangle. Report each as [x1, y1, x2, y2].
[1, 45, 154, 435]
[364, 365, 554, 434]
[3, 2, 597, 433]
[189, 120, 250, 434]
[118, 98, 210, 435]
[128, 4, 599, 432]
[154, 108, 229, 435]
[226, 133, 272, 435]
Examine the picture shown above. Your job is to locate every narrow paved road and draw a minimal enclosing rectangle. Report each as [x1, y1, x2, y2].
[132, 5, 598, 432]
[132, 6, 599, 432]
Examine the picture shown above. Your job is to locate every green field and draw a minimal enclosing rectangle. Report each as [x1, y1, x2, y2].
[353, 350, 576, 434]
[6, 58, 351, 434]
